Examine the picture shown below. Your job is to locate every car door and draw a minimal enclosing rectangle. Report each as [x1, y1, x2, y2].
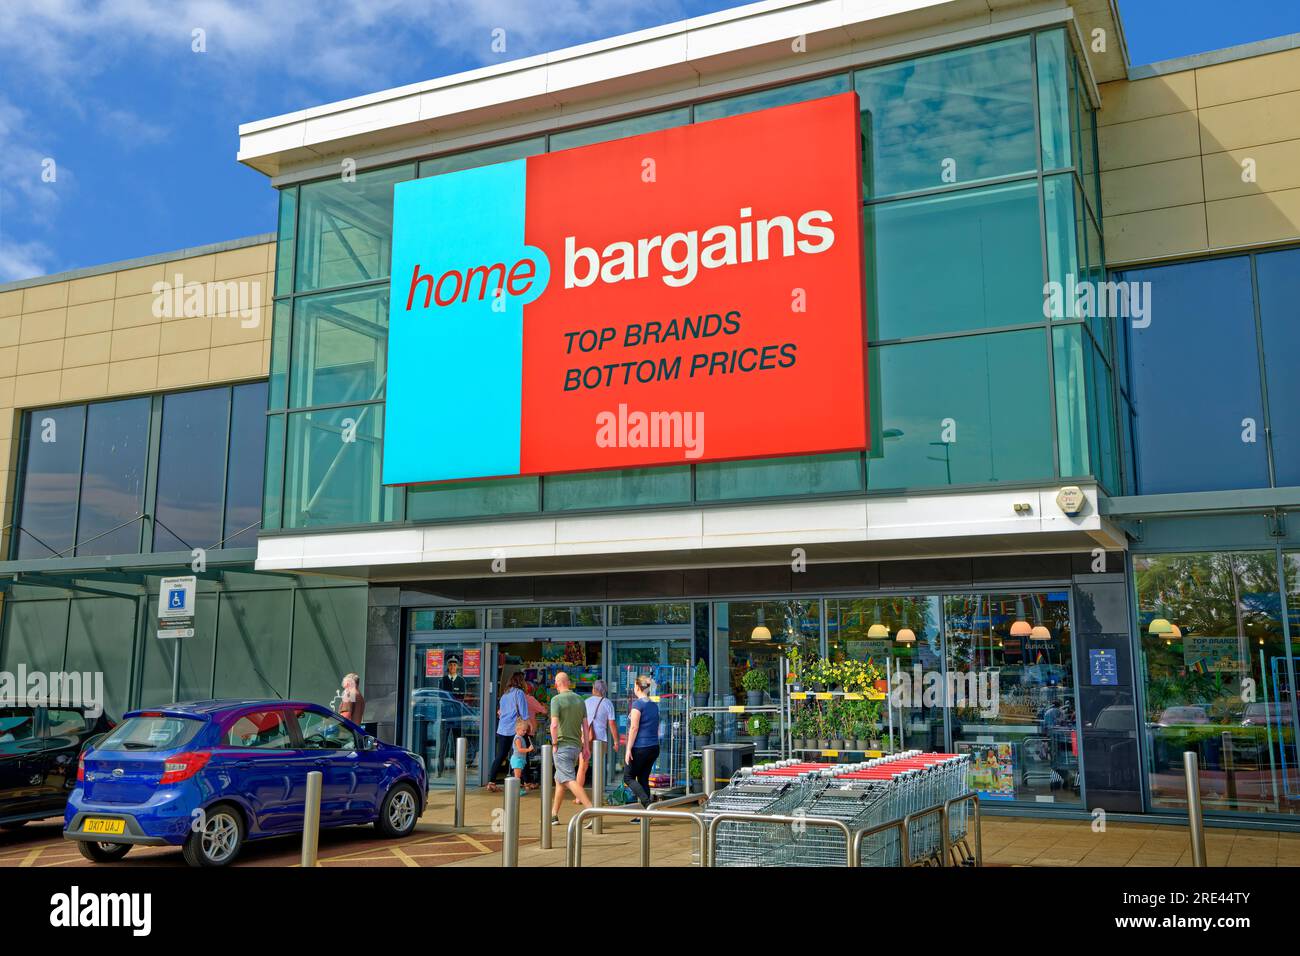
[294, 706, 383, 823]
[40, 708, 90, 808]
[0, 707, 45, 820]
[217, 708, 314, 835]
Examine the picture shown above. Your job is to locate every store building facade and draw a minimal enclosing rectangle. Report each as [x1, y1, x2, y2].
[5, 0, 1300, 830]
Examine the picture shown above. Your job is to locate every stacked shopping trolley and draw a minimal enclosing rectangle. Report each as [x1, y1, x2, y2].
[701, 751, 974, 867]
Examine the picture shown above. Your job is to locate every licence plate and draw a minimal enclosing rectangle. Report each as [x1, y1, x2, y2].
[83, 818, 125, 835]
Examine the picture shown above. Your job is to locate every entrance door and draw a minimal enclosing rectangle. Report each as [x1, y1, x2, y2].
[606, 636, 693, 796]
[486, 634, 604, 785]
[408, 641, 484, 789]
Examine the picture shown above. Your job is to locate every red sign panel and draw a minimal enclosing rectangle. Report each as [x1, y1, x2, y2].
[385, 92, 869, 483]
[462, 649, 481, 677]
[425, 649, 444, 678]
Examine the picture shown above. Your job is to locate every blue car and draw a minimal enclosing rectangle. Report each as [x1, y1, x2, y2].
[64, 700, 426, 867]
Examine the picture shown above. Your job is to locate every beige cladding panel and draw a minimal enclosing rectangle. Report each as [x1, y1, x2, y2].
[1099, 44, 1300, 265]
[0, 242, 275, 499]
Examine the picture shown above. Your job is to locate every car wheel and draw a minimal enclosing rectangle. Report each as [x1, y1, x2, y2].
[375, 783, 419, 838]
[0, 820, 28, 830]
[182, 803, 244, 868]
[77, 840, 132, 863]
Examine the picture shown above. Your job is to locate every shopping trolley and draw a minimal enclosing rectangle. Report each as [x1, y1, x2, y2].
[699, 761, 831, 866]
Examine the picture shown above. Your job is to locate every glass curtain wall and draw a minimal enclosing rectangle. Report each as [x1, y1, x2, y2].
[11, 383, 268, 560]
[1135, 551, 1299, 818]
[716, 588, 1081, 806]
[1118, 245, 1300, 494]
[266, 28, 1115, 532]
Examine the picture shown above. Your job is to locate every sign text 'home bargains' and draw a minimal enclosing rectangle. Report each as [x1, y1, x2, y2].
[383, 92, 868, 484]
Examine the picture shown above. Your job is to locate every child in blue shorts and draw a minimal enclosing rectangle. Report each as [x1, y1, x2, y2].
[510, 718, 533, 789]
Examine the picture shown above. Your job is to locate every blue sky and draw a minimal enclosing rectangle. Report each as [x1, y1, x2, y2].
[1, 0, 1297, 282]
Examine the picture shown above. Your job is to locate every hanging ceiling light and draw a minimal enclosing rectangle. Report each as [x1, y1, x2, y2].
[1167, 624, 1181, 638]
[1030, 624, 1051, 641]
[895, 627, 916, 643]
[1148, 618, 1173, 635]
[1010, 597, 1032, 637]
[751, 606, 771, 642]
[867, 622, 890, 639]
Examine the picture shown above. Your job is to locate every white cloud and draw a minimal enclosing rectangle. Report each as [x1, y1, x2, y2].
[0, 236, 57, 282]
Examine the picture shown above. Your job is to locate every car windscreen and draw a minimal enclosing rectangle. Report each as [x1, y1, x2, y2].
[0, 707, 37, 744]
[97, 715, 204, 751]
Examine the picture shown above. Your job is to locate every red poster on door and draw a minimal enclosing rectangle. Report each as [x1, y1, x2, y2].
[425, 649, 444, 678]
[463, 649, 481, 677]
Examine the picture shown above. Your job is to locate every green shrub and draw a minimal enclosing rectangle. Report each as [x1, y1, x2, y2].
[693, 659, 710, 694]
[741, 667, 770, 692]
[747, 713, 772, 736]
[689, 713, 715, 736]
[689, 756, 703, 779]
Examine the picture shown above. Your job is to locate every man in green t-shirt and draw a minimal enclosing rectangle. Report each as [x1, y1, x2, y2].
[548, 672, 593, 825]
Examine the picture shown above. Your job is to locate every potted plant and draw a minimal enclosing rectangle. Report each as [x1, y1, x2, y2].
[743, 713, 771, 752]
[742, 666, 770, 707]
[693, 659, 710, 708]
[689, 756, 703, 788]
[689, 713, 715, 750]
[827, 701, 848, 751]
[852, 721, 871, 752]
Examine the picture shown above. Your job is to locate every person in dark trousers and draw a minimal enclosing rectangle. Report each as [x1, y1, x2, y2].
[488, 672, 530, 792]
[623, 675, 661, 817]
[436, 657, 467, 776]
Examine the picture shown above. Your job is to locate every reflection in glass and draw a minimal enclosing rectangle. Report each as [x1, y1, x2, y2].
[856, 36, 1036, 198]
[407, 476, 538, 521]
[154, 387, 229, 552]
[542, 466, 690, 512]
[224, 382, 269, 549]
[409, 641, 483, 789]
[945, 591, 1079, 805]
[15, 405, 86, 558]
[867, 330, 1054, 490]
[76, 398, 150, 557]
[865, 181, 1042, 339]
[549, 108, 690, 150]
[419, 138, 545, 178]
[694, 453, 862, 501]
[694, 74, 850, 122]
[1137, 552, 1296, 816]
[1256, 248, 1300, 486]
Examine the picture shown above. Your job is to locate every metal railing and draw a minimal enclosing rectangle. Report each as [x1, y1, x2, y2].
[567, 805, 709, 867]
[705, 811, 858, 866]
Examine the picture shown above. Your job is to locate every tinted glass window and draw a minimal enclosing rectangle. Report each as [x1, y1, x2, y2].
[419, 137, 545, 178]
[695, 453, 863, 501]
[296, 709, 357, 751]
[154, 388, 230, 552]
[1124, 256, 1268, 493]
[0, 708, 37, 744]
[867, 329, 1054, 489]
[694, 74, 850, 122]
[296, 164, 414, 292]
[46, 709, 87, 737]
[283, 405, 394, 528]
[407, 477, 538, 521]
[866, 180, 1042, 339]
[1256, 248, 1300, 486]
[76, 397, 150, 556]
[542, 466, 691, 512]
[224, 381, 269, 549]
[15, 405, 86, 558]
[99, 715, 202, 751]
[550, 108, 690, 150]
[289, 287, 388, 409]
[856, 36, 1036, 198]
[225, 711, 294, 749]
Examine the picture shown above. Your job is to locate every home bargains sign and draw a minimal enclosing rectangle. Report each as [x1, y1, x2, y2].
[383, 92, 868, 484]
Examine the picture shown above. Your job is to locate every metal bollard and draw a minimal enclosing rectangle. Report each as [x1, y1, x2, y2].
[1184, 751, 1208, 867]
[639, 816, 651, 867]
[454, 736, 467, 829]
[540, 744, 554, 850]
[502, 774, 520, 867]
[302, 770, 322, 868]
[592, 739, 605, 835]
[702, 748, 717, 796]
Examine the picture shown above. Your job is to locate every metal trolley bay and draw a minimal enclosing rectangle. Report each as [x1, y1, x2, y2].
[700, 751, 980, 867]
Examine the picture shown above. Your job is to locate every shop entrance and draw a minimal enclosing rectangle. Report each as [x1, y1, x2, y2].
[407, 638, 484, 789]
